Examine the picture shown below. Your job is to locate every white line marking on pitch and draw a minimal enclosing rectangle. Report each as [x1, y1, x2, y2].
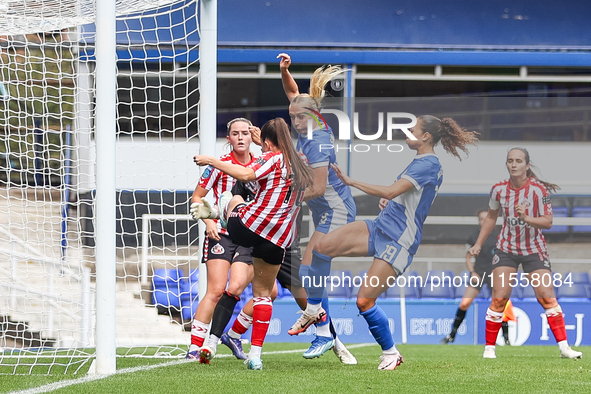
[9, 343, 375, 394]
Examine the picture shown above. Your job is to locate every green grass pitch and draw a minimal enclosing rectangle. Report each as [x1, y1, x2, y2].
[2, 343, 590, 393]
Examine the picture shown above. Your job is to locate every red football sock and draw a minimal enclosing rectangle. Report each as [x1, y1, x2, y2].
[190, 319, 208, 348]
[485, 308, 504, 346]
[546, 307, 567, 343]
[251, 297, 273, 347]
[231, 310, 253, 335]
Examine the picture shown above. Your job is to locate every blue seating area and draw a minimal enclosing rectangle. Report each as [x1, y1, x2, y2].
[572, 206, 591, 233]
[542, 203, 591, 235]
[543, 206, 569, 233]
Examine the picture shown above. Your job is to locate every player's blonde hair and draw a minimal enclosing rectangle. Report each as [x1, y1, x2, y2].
[290, 65, 346, 110]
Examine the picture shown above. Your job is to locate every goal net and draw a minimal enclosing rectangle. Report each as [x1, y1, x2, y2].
[0, 0, 201, 374]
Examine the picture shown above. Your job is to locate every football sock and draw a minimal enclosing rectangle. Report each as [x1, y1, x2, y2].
[316, 322, 331, 337]
[251, 297, 273, 347]
[317, 296, 330, 328]
[305, 301, 322, 315]
[229, 310, 253, 339]
[360, 304, 394, 351]
[501, 321, 509, 342]
[545, 305, 567, 343]
[334, 337, 346, 352]
[249, 345, 262, 359]
[207, 334, 219, 352]
[485, 308, 504, 346]
[189, 319, 209, 352]
[558, 340, 570, 353]
[450, 308, 467, 338]
[209, 291, 240, 338]
[307, 250, 332, 299]
[383, 344, 399, 355]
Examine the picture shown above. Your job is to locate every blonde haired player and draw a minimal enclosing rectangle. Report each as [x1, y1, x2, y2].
[278, 53, 357, 362]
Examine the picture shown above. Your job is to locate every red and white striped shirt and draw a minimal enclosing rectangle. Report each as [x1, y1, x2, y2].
[198, 151, 254, 235]
[489, 177, 553, 256]
[238, 151, 300, 248]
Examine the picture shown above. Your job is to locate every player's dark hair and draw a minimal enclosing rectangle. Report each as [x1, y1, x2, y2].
[508, 147, 560, 193]
[419, 115, 480, 160]
[261, 118, 313, 188]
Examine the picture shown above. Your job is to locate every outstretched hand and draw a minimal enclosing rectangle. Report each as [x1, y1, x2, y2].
[330, 163, 354, 186]
[277, 53, 291, 71]
[194, 155, 214, 166]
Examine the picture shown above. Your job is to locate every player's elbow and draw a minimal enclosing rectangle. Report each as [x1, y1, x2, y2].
[237, 170, 256, 182]
[541, 220, 553, 230]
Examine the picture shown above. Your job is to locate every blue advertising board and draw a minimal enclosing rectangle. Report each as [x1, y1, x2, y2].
[262, 298, 591, 346]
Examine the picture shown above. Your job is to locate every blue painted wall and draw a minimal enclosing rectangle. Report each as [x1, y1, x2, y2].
[81, 0, 591, 66]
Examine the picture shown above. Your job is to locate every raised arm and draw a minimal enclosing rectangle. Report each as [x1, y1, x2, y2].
[277, 53, 299, 101]
[331, 163, 415, 200]
[194, 155, 256, 182]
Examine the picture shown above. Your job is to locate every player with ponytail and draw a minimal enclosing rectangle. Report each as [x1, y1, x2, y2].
[278, 54, 358, 363]
[193, 117, 313, 370]
[469, 147, 581, 360]
[310, 115, 479, 370]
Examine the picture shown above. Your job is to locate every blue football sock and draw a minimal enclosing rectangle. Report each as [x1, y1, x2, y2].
[360, 304, 394, 351]
[307, 250, 332, 299]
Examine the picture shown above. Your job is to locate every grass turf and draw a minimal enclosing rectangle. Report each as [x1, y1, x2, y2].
[2, 343, 590, 393]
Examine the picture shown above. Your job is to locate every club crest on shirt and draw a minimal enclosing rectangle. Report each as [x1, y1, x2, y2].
[211, 243, 225, 255]
[520, 200, 531, 208]
[255, 157, 267, 166]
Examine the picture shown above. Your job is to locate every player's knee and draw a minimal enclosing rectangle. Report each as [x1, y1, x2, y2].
[491, 297, 509, 310]
[459, 299, 472, 310]
[204, 290, 224, 304]
[356, 297, 375, 313]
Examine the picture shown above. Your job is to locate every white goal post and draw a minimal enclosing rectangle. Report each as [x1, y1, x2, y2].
[0, 0, 216, 375]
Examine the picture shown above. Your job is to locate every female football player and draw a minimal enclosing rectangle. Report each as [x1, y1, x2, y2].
[185, 118, 257, 363]
[469, 147, 582, 359]
[316, 115, 479, 370]
[193, 117, 313, 370]
[278, 53, 357, 363]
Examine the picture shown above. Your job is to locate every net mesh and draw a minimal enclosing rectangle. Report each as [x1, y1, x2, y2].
[0, 0, 201, 374]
